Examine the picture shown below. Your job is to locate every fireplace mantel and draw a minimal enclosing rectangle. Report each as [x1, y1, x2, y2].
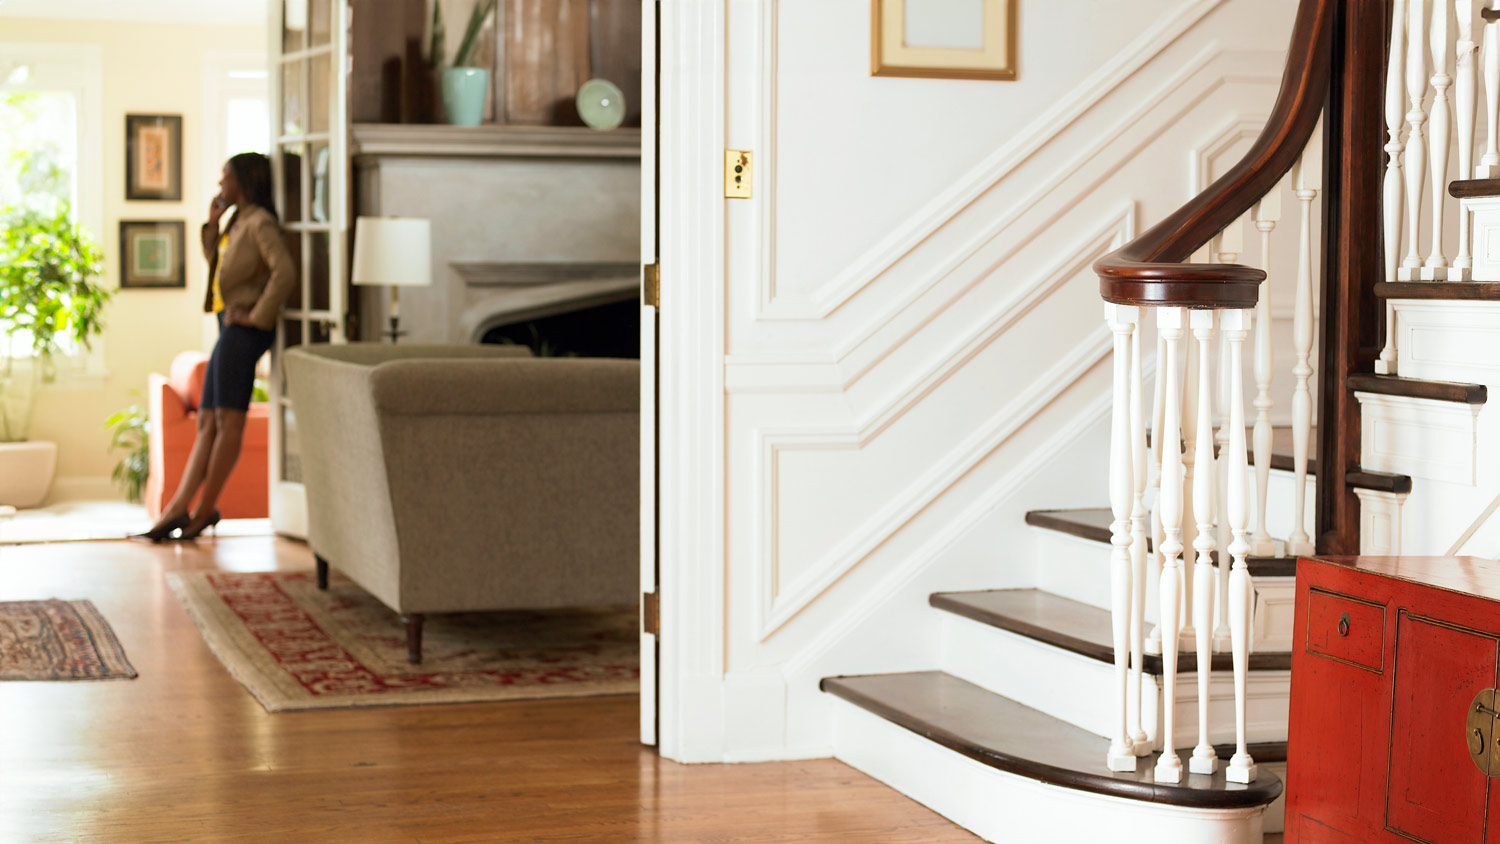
[351, 123, 641, 161]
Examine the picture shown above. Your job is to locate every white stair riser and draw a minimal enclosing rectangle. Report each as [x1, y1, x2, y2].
[1357, 391, 1482, 485]
[830, 698, 1271, 844]
[940, 614, 1290, 747]
[1389, 298, 1500, 383]
[1033, 529, 1297, 652]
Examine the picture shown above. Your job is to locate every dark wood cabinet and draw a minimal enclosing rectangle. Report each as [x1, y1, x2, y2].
[1287, 556, 1500, 843]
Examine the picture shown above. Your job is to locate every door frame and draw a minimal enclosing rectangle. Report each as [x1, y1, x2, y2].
[652, 0, 731, 762]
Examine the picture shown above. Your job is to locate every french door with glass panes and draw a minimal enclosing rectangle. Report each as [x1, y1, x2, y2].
[268, 0, 349, 537]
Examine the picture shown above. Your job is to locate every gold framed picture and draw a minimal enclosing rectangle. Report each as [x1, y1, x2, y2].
[119, 220, 186, 289]
[871, 0, 1017, 81]
[125, 114, 183, 201]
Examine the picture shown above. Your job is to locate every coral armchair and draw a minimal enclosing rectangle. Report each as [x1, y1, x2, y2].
[144, 351, 269, 519]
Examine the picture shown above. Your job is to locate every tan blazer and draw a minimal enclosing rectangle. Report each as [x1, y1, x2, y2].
[201, 204, 297, 331]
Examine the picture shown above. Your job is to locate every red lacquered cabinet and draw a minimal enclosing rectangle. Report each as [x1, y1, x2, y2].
[1286, 556, 1500, 843]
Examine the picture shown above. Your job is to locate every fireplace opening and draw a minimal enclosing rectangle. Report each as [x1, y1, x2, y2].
[480, 299, 640, 358]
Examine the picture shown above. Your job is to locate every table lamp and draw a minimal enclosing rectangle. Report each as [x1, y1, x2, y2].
[351, 216, 431, 343]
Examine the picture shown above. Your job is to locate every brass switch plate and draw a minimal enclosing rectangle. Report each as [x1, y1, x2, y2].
[725, 150, 753, 199]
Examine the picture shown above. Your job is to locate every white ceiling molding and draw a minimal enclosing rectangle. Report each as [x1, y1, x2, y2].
[0, 0, 265, 26]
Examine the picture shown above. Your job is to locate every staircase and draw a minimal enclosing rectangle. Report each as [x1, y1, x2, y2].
[812, 1, 1500, 841]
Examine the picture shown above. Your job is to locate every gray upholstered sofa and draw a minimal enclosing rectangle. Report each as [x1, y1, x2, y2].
[283, 343, 639, 662]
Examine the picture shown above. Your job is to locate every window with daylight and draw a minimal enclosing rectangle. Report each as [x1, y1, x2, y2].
[0, 88, 83, 360]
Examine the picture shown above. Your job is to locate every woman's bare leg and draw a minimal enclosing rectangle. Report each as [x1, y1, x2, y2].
[148, 411, 219, 530]
[183, 408, 246, 535]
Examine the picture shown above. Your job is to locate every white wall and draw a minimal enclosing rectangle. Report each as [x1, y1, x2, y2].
[0, 18, 266, 499]
[657, 0, 1305, 762]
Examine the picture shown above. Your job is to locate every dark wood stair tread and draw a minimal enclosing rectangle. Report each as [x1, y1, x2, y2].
[1376, 281, 1500, 301]
[930, 588, 1291, 673]
[821, 671, 1284, 809]
[1025, 509, 1299, 577]
[1145, 427, 1408, 492]
[1347, 373, 1487, 404]
[1450, 178, 1500, 198]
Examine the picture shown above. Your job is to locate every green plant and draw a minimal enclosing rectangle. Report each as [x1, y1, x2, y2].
[0, 204, 109, 441]
[452, 0, 496, 68]
[105, 404, 149, 504]
[428, 1, 446, 70]
[252, 377, 270, 404]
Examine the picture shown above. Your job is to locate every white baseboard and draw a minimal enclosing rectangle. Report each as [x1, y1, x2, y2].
[44, 476, 120, 505]
[830, 696, 1270, 844]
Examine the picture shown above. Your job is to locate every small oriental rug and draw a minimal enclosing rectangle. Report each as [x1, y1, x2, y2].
[166, 570, 637, 712]
[0, 599, 138, 681]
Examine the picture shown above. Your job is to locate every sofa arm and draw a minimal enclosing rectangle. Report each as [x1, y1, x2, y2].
[299, 343, 532, 367]
[369, 358, 639, 416]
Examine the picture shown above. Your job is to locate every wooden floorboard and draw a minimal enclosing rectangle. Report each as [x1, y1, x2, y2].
[0, 536, 980, 843]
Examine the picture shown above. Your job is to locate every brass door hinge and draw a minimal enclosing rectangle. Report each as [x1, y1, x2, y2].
[642, 591, 660, 635]
[643, 263, 660, 308]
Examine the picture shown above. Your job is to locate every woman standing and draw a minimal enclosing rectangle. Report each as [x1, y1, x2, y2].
[138, 152, 296, 541]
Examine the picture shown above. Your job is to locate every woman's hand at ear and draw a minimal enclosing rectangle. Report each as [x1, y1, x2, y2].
[225, 306, 257, 328]
[208, 195, 229, 229]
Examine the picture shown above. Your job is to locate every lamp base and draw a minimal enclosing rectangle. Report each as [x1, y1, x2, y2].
[383, 315, 408, 344]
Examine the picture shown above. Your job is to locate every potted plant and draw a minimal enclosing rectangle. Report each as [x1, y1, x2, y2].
[105, 403, 148, 504]
[433, 0, 497, 127]
[0, 204, 108, 507]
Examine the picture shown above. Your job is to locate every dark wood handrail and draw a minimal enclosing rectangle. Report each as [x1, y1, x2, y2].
[1095, 0, 1336, 309]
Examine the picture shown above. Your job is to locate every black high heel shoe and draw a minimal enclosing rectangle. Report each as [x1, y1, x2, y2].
[133, 513, 191, 543]
[177, 510, 223, 542]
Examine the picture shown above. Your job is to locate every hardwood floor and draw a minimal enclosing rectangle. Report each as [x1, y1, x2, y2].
[0, 536, 978, 843]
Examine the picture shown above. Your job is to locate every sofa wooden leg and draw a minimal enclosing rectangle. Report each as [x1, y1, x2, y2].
[403, 614, 424, 664]
[315, 555, 329, 590]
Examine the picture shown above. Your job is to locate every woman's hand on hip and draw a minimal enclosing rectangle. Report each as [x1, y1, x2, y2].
[225, 306, 257, 328]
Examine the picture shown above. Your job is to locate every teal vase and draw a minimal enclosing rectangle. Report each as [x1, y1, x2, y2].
[441, 68, 490, 127]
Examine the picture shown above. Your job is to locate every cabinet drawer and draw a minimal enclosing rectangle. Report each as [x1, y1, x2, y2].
[1305, 589, 1385, 671]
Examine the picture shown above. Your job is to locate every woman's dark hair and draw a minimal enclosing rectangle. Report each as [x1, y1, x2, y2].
[227, 152, 277, 220]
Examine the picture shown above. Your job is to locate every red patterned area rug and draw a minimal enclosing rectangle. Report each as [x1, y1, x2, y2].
[166, 570, 637, 712]
[0, 599, 137, 681]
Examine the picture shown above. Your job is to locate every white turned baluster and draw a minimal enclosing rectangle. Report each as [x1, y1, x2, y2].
[1458, 0, 1478, 278]
[1381, 0, 1408, 375]
[1481, 2, 1500, 178]
[1105, 304, 1138, 772]
[1287, 139, 1320, 557]
[1178, 319, 1198, 647]
[1250, 189, 1282, 560]
[1213, 219, 1245, 654]
[1155, 307, 1186, 785]
[1223, 309, 1257, 785]
[1129, 317, 1151, 756]
[1146, 325, 1168, 658]
[1403, 0, 1430, 276]
[1426, 0, 1453, 278]
[1189, 310, 1219, 776]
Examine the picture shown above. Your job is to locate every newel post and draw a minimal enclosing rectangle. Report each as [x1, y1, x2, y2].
[1315, 0, 1388, 555]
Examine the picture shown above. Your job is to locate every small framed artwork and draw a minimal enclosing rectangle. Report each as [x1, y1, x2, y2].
[871, 0, 1017, 81]
[119, 221, 186, 289]
[125, 114, 183, 201]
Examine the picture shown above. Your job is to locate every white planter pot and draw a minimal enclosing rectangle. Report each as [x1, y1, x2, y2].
[0, 441, 57, 508]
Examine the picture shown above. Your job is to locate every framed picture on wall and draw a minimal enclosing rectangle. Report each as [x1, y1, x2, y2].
[871, 0, 1017, 81]
[119, 220, 186, 289]
[125, 114, 183, 201]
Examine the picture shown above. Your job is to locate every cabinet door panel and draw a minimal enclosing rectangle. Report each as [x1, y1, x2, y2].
[1289, 644, 1389, 833]
[1386, 612, 1498, 844]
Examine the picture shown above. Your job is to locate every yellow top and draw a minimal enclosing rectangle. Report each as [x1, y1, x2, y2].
[210, 233, 229, 313]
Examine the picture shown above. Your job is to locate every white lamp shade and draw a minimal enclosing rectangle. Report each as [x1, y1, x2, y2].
[351, 217, 432, 288]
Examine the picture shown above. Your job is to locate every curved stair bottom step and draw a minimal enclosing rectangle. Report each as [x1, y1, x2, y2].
[825, 673, 1284, 844]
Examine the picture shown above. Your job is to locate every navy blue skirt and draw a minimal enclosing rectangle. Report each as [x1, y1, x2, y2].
[200, 312, 275, 411]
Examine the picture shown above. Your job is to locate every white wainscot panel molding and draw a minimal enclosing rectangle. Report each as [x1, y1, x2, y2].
[1355, 489, 1409, 555]
[1393, 300, 1500, 382]
[753, 0, 1233, 322]
[1465, 197, 1500, 281]
[1357, 392, 1481, 485]
[755, 326, 1113, 640]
